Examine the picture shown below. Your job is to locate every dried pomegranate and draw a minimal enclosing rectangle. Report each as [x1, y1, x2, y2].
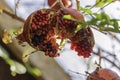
[48, 0, 72, 10]
[87, 68, 120, 80]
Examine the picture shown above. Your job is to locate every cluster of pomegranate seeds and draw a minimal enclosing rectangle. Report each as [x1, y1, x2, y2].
[30, 9, 61, 57]
[17, 9, 60, 57]
[17, 8, 95, 58]
[70, 27, 95, 58]
[51, 8, 78, 39]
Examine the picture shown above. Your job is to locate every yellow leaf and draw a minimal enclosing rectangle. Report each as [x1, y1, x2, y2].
[0, 8, 3, 14]
[2, 29, 12, 44]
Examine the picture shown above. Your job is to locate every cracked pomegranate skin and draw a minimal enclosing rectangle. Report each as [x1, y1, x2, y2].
[87, 68, 120, 80]
[70, 27, 95, 58]
[17, 9, 59, 57]
[17, 8, 95, 58]
[60, 8, 95, 58]
[50, 8, 95, 58]
[51, 8, 79, 39]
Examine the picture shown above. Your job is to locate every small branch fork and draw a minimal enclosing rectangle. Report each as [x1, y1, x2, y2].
[93, 50, 120, 70]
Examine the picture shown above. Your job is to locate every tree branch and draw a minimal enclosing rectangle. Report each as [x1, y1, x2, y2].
[93, 51, 120, 70]
[2, 8, 25, 22]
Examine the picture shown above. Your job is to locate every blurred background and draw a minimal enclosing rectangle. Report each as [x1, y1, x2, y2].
[0, 0, 120, 80]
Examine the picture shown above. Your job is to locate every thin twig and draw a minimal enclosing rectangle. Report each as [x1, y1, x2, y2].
[68, 69, 87, 76]
[96, 46, 118, 60]
[2, 9, 25, 22]
[76, 0, 80, 10]
[108, 32, 120, 43]
[91, 26, 108, 35]
[88, 0, 117, 11]
[97, 1, 114, 12]
[14, 0, 17, 15]
[50, 0, 58, 9]
[58, 0, 65, 8]
[14, 0, 21, 15]
[89, 0, 101, 9]
[98, 48, 102, 67]
[93, 51, 120, 70]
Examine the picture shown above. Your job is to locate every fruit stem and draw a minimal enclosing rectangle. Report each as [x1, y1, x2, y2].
[58, 0, 65, 8]
[50, 0, 58, 9]
[76, 0, 80, 10]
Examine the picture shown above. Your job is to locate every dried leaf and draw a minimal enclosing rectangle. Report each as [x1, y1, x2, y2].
[0, 8, 3, 14]
[2, 29, 12, 44]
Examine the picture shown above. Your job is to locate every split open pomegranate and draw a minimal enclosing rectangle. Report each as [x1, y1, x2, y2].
[17, 8, 95, 57]
[70, 27, 94, 58]
[17, 9, 60, 57]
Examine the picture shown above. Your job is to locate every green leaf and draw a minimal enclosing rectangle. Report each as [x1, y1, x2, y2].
[86, 12, 120, 33]
[94, 13, 110, 21]
[96, 0, 105, 7]
[63, 15, 76, 21]
[99, 27, 120, 32]
[107, 0, 113, 2]
[112, 20, 119, 30]
[95, 0, 113, 7]
[93, 13, 102, 20]
[93, 13, 111, 27]
[75, 24, 82, 33]
[79, 7, 92, 14]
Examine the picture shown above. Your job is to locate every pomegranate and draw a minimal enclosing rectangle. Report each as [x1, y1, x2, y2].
[70, 27, 94, 58]
[17, 8, 94, 58]
[87, 68, 120, 80]
[17, 9, 60, 57]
